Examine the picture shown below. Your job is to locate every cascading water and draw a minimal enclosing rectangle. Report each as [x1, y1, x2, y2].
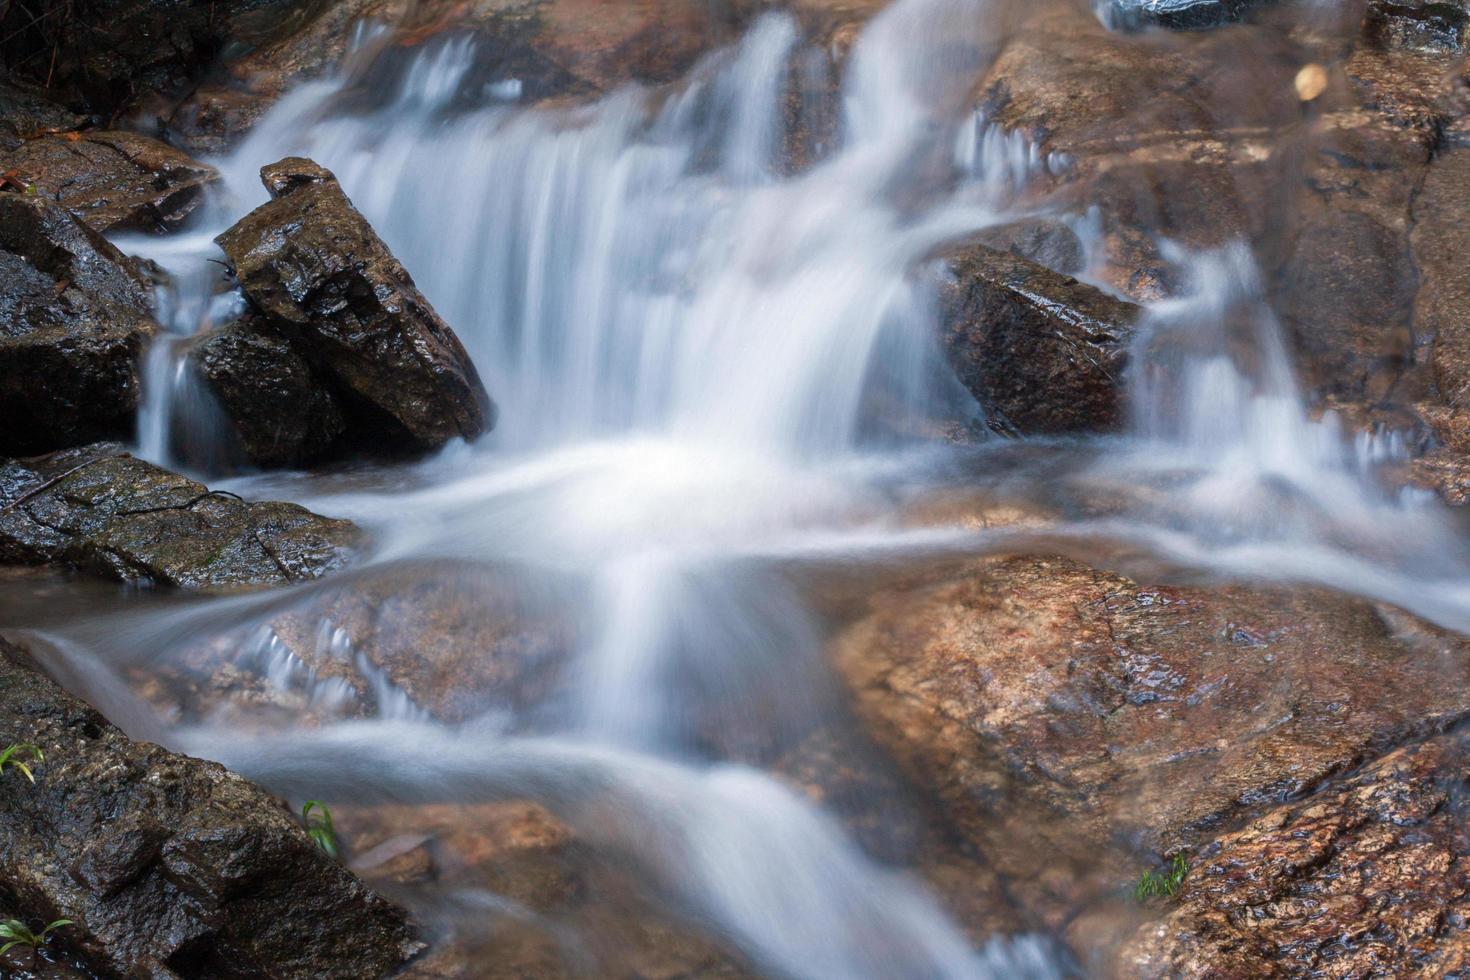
[16, 0, 1470, 975]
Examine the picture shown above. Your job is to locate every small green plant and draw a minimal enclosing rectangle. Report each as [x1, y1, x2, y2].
[0, 917, 73, 957]
[302, 800, 339, 858]
[0, 743, 43, 782]
[1133, 853, 1188, 902]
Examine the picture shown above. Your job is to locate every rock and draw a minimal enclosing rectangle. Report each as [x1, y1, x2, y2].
[0, 0, 308, 117]
[967, 218, 1087, 276]
[216, 157, 494, 453]
[0, 443, 359, 589]
[0, 635, 422, 978]
[0, 130, 217, 234]
[1115, 730, 1470, 977]
[193, 317, 346, 468]
[1095, 0, 1269, 31]
[932, 241, 1141, 434]
[139, 560, 571, 727]
[832, 554, 1470, 930]
[1364, 0, 1470, 52]
[0, 191, 158, 456]
[0, 81, 85, 152]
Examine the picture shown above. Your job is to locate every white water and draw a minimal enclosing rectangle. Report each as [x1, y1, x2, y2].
[25, 0, 1470, 974]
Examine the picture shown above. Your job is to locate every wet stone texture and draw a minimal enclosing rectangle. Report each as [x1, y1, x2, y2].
[0, 191, 159, 456]
[215, 157, 495, 456]
[833, 554, 1470, 954]
[934, 241, 1141, 434]
[0, 131, 217, 234]
[0, 636, 422, 979]
[0, 443, 359, 589]
[1116, 729, 1470, 977]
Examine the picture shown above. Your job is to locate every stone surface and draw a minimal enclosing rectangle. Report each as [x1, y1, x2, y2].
[0, 443, 359, 589]
[216, 157, 494, 453]
[193, 317, 346, 468]
[933, 241, 1141, 434]
[0, 130, 217, 233]
[833, 554, 1470, 930]
[0, 81, 85, 152]
[1115, 729, 1470, 977]
[0, 191, 158, 456]
[0, 635, 422, 979]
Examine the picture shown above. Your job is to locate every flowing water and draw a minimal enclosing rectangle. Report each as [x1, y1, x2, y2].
[11, 0, 1470, 975]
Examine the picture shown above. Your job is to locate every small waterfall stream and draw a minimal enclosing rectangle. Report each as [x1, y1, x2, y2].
[16, 0, 1470, 975]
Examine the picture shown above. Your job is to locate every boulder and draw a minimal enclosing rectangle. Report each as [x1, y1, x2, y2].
[1096, 0, 1271, 30]
[0, 443, 359, 589]
[0, 191, 158, 456]
[1116, 730, 1470, 977]
[0, 130, 218, 233]
[0, 635, 421, 978]
[832, 554, 1470, 931]
[0, 80, 85, 152]
[216, 158, 494, 453]
[933, 241, 1141, 434]
[193, 317, 345, 469]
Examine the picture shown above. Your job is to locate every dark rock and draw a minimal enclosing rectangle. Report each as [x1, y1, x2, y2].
[0, 81, 85, 152]
[0, 443, 359, 589]
[0, 636, 422, 978]
[0, 192, 158, 456]
[1116, 729, 1470, 977]
[1364, 0, 1470, 51]
[193, 318, 346, 468]
[1095, 0, 1270, 31]
[967, 218, 1087, 276]
[933, 241, 1141, 434]
[0, 130, 218, 234]
[216, 158, 494, 452]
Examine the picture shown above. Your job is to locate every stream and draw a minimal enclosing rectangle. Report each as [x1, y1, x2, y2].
[7, 0, 1470, 975]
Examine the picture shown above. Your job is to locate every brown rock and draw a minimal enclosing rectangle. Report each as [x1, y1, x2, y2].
[1116, 730, 1470, 977]
[0, 636, 422, 978]
[0, 131, 217, 234]
[833, 554, 1470, 930]
[216, 157, 495, 453]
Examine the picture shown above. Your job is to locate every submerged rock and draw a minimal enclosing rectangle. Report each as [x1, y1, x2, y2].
[0, 192, 158, 456]
[0, 636, 421, 978]
[833, 554, 1470, 933]
[933, 241, 1141, 434]
[0, 443, 358, 588]
[0, 130, 218, 233]
[216, 157, 494, 454]
[193, 317, 346, 468]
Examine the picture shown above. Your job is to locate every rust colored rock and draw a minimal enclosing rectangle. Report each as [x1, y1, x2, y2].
[0, 131, 217, 234]
[0, 192, 158, 456]
[833, 554, 1470, 929]
[0, 636, 422, 978]
[216, 157, 494, 453]
[933, 241, 1141, 433]
[1116, 731, 1470, 977]
[0, 443, 359, 589]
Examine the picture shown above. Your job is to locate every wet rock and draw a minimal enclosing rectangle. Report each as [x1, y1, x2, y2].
[0, 636, 422, 978]
[1364, 0, 1470, 52]
[0, 192, 158, 456]
[832, 554, 1470, 930]
[142, 560, 572, 727]
[0, 443, 359, 588]
[933, 241, 1141, 434]
[0, 130, 217, 233]
[1096, 0, 1270, 31]
[0, 81, 85, 152]
[216, 157, 494, 453]
[967, 218, 1087, 276]
[1116, 729, 1470, 977]
[193, 317, 346, 468]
